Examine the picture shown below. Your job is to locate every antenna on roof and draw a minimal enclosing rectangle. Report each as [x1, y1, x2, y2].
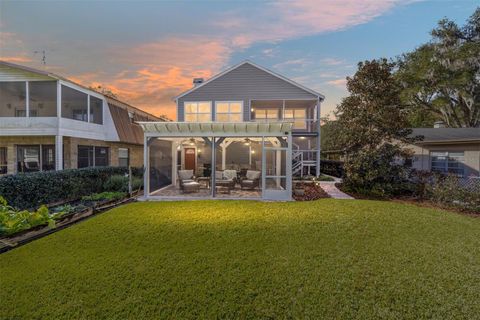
[33, 50, 47, 65]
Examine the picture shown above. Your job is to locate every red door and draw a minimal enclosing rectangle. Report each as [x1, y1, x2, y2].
[184, 148, 196, 171]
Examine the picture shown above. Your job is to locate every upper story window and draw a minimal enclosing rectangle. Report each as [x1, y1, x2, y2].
[29, 81, 57, 117]
[62, 85, 88, 121]
[61, 85, 103, 124]
[0, 82, 26, 117]
[284, 108, 307, 129]
[89, 96, 103, 124]
[215, 101, 243, 122]
[253, 109, 279, 121]
[431, 151, 465, 176]
[184, 102, 211, 122]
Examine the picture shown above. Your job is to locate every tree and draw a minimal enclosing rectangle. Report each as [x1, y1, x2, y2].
[397, 7, 480, 127]
[335, 59, 415, 196]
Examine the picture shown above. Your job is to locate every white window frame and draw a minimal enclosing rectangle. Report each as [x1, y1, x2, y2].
[283, 108, 307, 130]
[430, 151, 465, 176]
[184, 101, 212, 122]
[215, 101, 243, 122]
[253, 109, 279, 121]
[118, 148, 129, 167]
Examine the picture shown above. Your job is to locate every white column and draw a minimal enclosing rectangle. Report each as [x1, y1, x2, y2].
[286, 133, 293, 200]
[276, 149, 282, 187]
[25, 82, 30, 117]
[57, 81, 62, 118]
[172, 142, 178, 186]
[144, 136, 150, 197]
[221, 145, 226, 170]
[55, 135, 63, 171]
[316, 98, 321, 177]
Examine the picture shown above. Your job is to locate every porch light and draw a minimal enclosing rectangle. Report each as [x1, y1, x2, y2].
[251, 150, 255, 154]
[299, 136, 306, 140]
[244, 138, 251, 146]
[251, 108, 254, 112]
[189, 138, 195, 146]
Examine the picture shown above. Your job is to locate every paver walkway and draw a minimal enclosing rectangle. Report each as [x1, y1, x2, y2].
[318, 176, 354, 199]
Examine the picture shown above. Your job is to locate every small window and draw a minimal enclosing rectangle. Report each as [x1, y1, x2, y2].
[184, 102, 211, 122]
[431, 151, 465, 176]
[0, 147, 7, 174]
[284, 108, 307, 129]
[77, 145, 109, 168]
[215, 101, 243, 122]
[254, 109, 279, 121]
[118, 148, 129, 167]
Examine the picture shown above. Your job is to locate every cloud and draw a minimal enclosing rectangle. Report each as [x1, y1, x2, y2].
[0, 56, 32, 63]
[216, 0, 408, 48]
[320, 58, 346, 66]
[326, 78, 348, 88]
[69, 37, 232, 119]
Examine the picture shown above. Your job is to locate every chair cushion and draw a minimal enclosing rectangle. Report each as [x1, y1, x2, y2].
[223, 170, 237, 180]
[246, 170, 261, 180]
[242, 179, 254, 184]
[215, 171, 224, 180]
[178, 170, 193, 181]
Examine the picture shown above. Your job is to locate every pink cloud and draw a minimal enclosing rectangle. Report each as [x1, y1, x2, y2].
[326, 78, 348, 88]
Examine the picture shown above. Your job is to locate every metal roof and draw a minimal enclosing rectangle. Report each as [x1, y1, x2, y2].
[411, 128, 480, 143]
[138, 121, 293, 137]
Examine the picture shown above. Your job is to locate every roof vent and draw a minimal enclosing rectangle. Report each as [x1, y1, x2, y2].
[193, 78, 204, 86]
[433, 121, 446, 128]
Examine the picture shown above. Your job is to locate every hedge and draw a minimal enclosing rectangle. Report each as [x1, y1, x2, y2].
[0, 167, 143, 210]
[320, 160, 344, 178]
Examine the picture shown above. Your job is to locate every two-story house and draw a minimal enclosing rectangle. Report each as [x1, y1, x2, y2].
[0, 61, 161, 175]
[139, 61, 324, 201]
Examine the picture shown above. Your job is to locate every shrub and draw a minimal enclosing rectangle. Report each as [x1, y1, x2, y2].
[0, 167, 142, 210]
[103, 175, 129, 192]
[320, 160, 344, 178]
[428, 175, 480, 212]
[81, 192, 127, 202]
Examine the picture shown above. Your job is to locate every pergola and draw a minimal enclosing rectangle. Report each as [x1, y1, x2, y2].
[138, 122, 293, 201]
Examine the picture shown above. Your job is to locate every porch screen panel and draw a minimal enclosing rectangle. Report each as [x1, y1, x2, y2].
[149, 139, 173, 192]
[29, 81, 57, 117]
[61, 85, 88, 122]
[89, 96, 103, 124]
[0, 82, 26, 117]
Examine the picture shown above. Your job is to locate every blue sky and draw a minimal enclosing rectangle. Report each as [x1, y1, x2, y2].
[0, 0, 477, 119]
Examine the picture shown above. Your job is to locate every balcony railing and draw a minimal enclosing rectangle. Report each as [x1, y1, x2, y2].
[251, 118, 319, 132]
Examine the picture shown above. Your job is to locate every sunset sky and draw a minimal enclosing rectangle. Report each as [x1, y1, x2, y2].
[0, 0, 477, 120]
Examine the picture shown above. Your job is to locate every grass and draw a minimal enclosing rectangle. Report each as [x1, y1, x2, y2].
[1, 199, 480, 319]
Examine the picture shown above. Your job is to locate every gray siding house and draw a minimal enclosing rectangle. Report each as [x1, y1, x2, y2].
[139, 61, 325, 201]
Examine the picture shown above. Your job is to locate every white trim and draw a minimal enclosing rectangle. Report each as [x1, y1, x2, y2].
[174, 61, 325, 101]
[25, 81, 30, 118]
[214, 100, 243, 122]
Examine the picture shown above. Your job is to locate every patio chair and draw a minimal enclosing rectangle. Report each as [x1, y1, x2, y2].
[240, 170, 261, 190]
[178, 170, 200, 193]
[215, 170, 236, 189]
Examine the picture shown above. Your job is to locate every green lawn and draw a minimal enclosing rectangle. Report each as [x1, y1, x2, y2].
[1, 200, 480, 319]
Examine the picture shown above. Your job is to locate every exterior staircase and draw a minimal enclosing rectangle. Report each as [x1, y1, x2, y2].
[292, 149, 317, 177]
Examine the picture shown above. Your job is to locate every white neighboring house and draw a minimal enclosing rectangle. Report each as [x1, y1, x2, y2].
[138, 60, 325, 201]
[0, 61, 162, 175]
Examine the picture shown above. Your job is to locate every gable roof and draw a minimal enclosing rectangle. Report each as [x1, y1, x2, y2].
[174, 60, 325, 101]
[410, 128, 480, 144]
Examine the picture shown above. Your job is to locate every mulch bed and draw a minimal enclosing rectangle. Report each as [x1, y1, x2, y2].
[293, 182, 330, 201]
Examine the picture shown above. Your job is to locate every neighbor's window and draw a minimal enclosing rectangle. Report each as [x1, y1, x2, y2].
[16, 145, 55, 173]
[61, 85, 88, 122]
[118, 148, 129, 167]
[284, 108, 307, 129]
[78, 146, 109, 168]
[0, 82, 26, 117]
[431, 151, 465, 176]
[29, 81, 57, 117]
[89, 96, 103, 124]
[215, 101, 243, 122]
[184, 102, 211, 122]
[0, 147, 7, 174]
[253, 109, 279, 121]
[17, 145, 40, 173]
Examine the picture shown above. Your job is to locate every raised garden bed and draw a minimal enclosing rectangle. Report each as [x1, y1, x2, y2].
[0, 193, 138, 254]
